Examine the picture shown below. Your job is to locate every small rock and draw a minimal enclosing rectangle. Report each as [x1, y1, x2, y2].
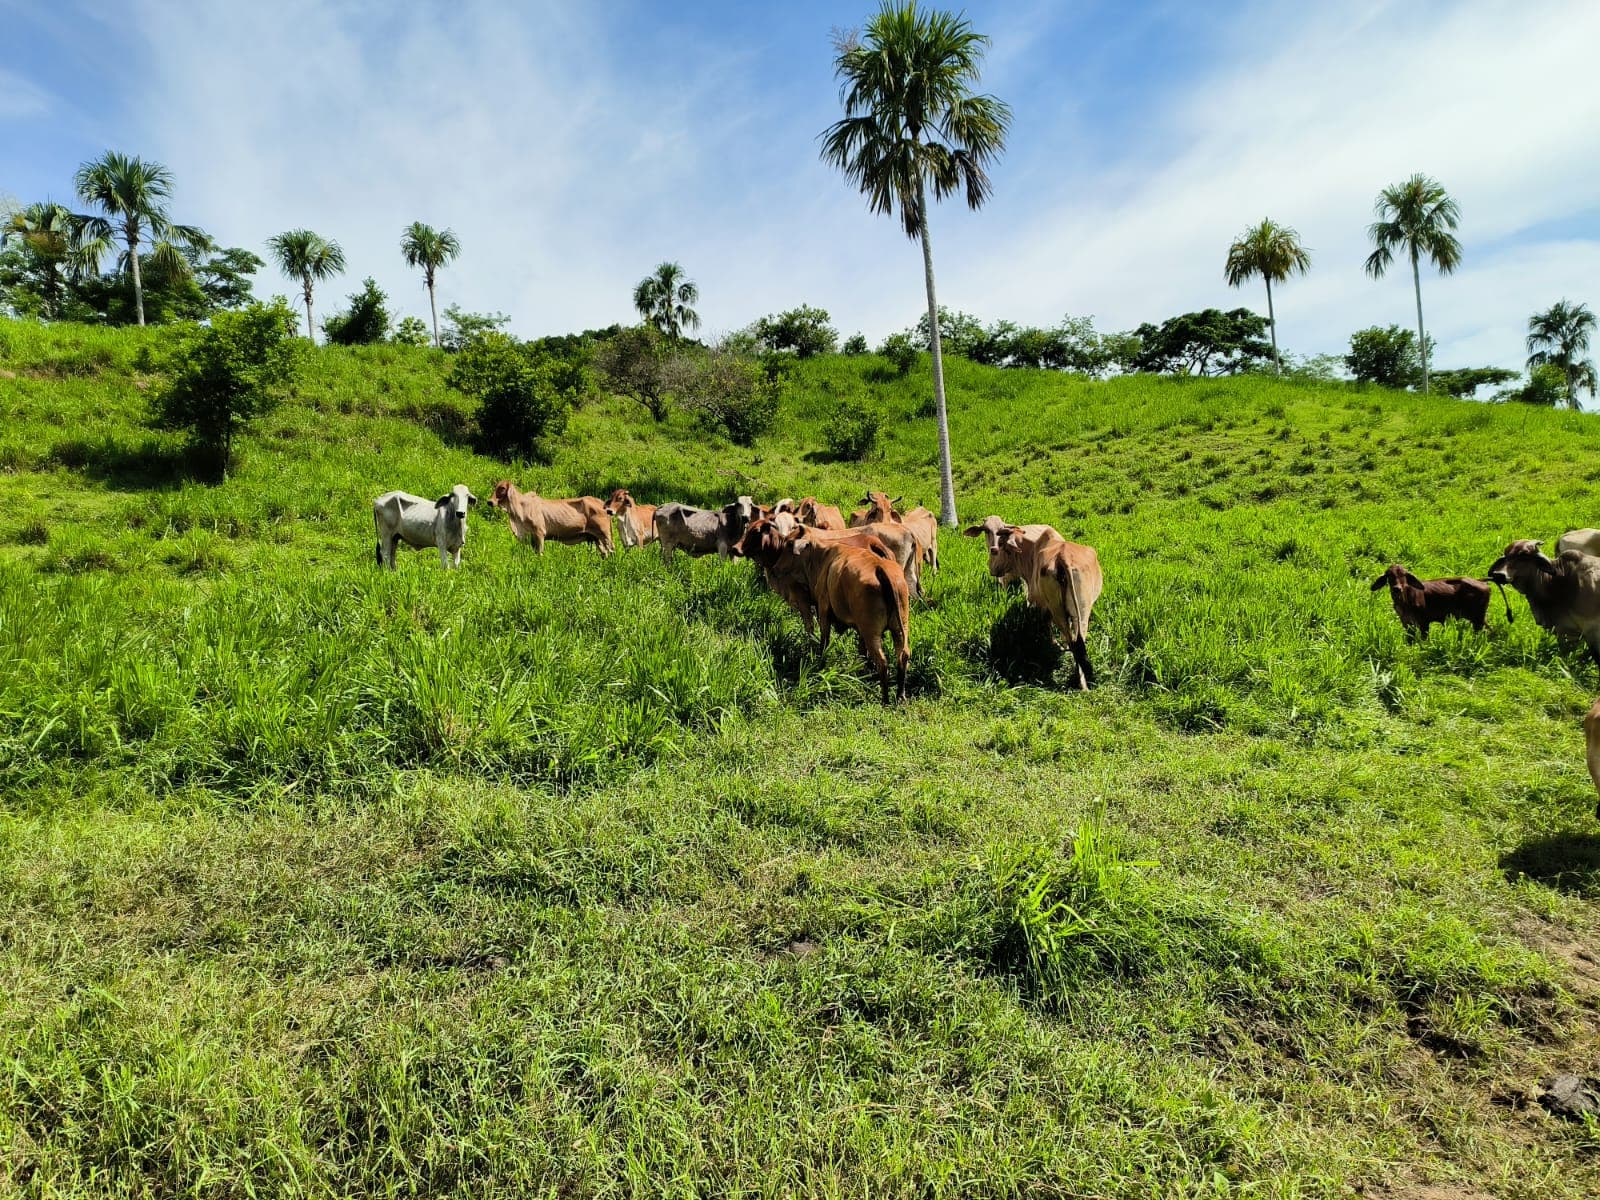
[1538, 1073, 1600, 1120]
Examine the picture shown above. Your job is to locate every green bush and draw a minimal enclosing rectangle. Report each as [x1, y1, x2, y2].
[322, 277, 392, 346]
[678, 350, 782, 446]
[752, 305, 838, 358]
[1506, 363, 1568, 406]
[393, 316, 430, 346]
[149, 299, 305, 478]
[841, 332, 868, 355]
[447, 332, 576, 459]
[1345, 325, 1427, 388]
[822, 395, 884, 461]
[878, 331, 918, 377]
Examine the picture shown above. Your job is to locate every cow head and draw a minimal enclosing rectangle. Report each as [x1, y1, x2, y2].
[439, 483, 477, 526]
[1371, 564, 1425, 603]
[604, 488, 633, 517]
[733, 516, 785, 564]
[722, 495, 756, 542]
[488, 480, 516, 511]
[1488, 539, 1556, 588]
[773, 498, 797, 515]
[859, 491, 902, 523]
[963, 515, 1015, 580]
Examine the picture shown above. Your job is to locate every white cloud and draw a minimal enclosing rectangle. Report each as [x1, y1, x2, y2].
[111, 0, 1599, 373]
[0, 68, 51, 119]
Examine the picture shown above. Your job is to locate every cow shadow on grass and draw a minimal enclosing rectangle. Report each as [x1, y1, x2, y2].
[1502, 832, 1600, 898]
[49, 435, 195, 491]
[978, 600, 1064, 687]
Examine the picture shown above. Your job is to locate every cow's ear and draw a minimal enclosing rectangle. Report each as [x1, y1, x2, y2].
[962, 526, 984, 538]
[467, 491, 479, 507]
[1370, 574, 1389, 591]
[436, 494, 451, 508]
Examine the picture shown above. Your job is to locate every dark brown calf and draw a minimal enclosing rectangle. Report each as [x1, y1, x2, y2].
[1370, 564, 1490, 638]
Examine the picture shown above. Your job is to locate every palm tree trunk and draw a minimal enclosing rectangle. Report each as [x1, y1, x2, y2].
[1411, 251, 1428, 394]
[1265, 277, 1279, 375]
[303, 278, 316, 344]
[917, 177, 957, 528]
[128, 230, 145, 327]
[429, 281, 440, 349]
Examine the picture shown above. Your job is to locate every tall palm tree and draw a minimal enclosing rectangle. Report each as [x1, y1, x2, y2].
[1, 200, 107, 318]
[74, 151, 209, 327]
[632, 262, 700, 340]
[1527, 300, 1598, 411]
[267, 229, 346, 343]
[1224, 218, 1310, 375]
[1364, 173, 1462, 395]
[821, 2, 1010, 527]
[400, 222, 461, 348]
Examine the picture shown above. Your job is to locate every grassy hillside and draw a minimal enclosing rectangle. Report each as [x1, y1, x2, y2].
[3, 317, 1600, 1197]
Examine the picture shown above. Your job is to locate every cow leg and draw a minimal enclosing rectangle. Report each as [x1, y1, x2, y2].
[817, 604, 833, 661]
[388, 535, 401, 569]
[439, 545, 452, 569]
[453, 546, 463, 568]
[860, 629, 891, 704]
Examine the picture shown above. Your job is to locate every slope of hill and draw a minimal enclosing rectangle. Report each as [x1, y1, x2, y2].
[3, 318, 1599, 1197]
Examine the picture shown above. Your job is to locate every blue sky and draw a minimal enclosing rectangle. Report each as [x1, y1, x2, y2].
[4, 0, 1598, 374]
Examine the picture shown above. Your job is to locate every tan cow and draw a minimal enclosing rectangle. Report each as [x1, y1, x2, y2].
[800, 520, 922, 597]
[604, 488, 656, 550]
[488, 480, 613, 556]
[994, 523, 1103, 690]
[787, 529, 910, 704]
[796, 497, 847, 531]
[733, 516, 890, 638]
[901, 506, 939, 574]
[855, 491, 936, 575]
[963, 514, 1057, 586]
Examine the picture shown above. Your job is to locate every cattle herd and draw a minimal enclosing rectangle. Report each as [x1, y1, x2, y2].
[374, 483, 1600, 815]
[370, 480, 1100, 704]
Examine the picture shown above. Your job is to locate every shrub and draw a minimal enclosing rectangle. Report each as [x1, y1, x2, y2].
[440, 304, 510, 351]
[1432, 366, 1518, 398]
[676, 350, 782, 446]
[1345, 325, 1428, 388]
[393, 316, 430, 347]
[322, 277, 391, 345]
[841, 332, 868, 355]
[822, 396, 884, 461]
[1503, 363, 1568, 406]
[878, 331, 918, 377]
[595, 325, 672, 421]
[752, 305, 838, 358]
[447, 332, 576, 459]
[911, 307, 986, 357]
[149, 299, 305, 478]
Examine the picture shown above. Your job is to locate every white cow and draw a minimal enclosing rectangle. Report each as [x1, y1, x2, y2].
[374, 484, 478, 569]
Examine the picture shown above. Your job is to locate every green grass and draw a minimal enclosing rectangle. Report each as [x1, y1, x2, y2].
[3, 318, 1600, 1196]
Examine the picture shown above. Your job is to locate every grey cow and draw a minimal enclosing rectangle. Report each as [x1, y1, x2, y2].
[1489, 539, 1600, 665]
[654, 496, 757, 562]
[374, 484, 478, 569]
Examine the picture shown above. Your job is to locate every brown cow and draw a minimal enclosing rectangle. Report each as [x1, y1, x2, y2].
[963, 514, 1057, 586]
[901, 506, 939, 574]
[796, 497, 847, 531]
[802, 520, 922, 597]
[787, 528, 910, 703]
[994, 524, 1103, 691]
[853, 491, 902, 525]
[604, 488, 657, 550]
[733, 516, 890, 637]
[1369, 564, 1491, 638]
[488, 480, 614, 556]
[1585, 698, 1600, 821]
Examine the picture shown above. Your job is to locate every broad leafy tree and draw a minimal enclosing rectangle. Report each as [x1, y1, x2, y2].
[1224, 218, 1311, 374]
[1364, 174, 1461, 395]
[74, 151, 210, 327]
[821, 2, 1011, 526]
[266, 229, 346, 343]
[1345, 325, 1426, 389]
[0, 200, 106, 318]
[633, 262, 700, 340]
[400, 222, 461, 348]
[1130, 309, 1272, 376]
[1526, 300, 1597, 410]
[753, 305, 838, 357]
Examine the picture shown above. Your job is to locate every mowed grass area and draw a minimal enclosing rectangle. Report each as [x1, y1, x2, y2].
[3, 318, 1600, 1197]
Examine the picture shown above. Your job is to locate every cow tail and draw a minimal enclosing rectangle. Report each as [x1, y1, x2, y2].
[1490, 578, 1514, 624]
[1056, 560, 1096, 688]
[876, 566, 903, 639]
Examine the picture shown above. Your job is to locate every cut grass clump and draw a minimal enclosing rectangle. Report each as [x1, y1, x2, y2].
[958, 820, 1278, 1007]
